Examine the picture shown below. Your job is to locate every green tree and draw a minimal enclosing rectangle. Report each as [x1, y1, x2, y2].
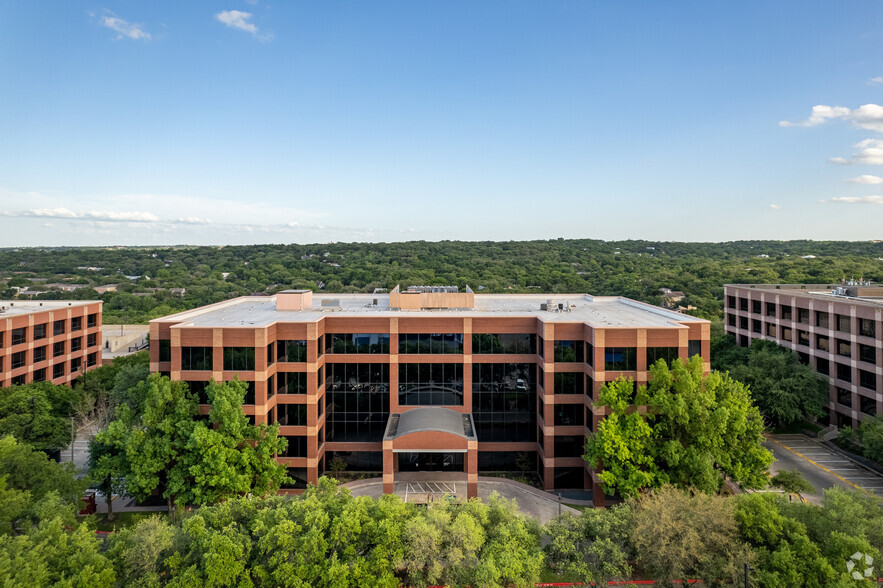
[584, 377, 658, 498]
[770, 469, 815, 497]
[0, 382, 80, 452]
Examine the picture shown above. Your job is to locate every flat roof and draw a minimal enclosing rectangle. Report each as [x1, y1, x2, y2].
[0, 300, 100, 319]
[151, 293, 703, 329]
[725, 284, 883, 307]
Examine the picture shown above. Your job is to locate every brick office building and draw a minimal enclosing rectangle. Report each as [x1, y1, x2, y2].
[724, 283, 883, 429]
[150, 287, 709, 504]
[0, 300, 103, 387]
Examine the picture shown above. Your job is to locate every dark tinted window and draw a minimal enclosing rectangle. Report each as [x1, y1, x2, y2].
[472, 333, 536, 354]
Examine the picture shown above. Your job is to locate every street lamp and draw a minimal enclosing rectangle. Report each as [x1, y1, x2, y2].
[744, 563, 754, 588]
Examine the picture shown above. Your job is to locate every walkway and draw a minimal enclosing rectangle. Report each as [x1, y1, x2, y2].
[766, 434, 883, 503]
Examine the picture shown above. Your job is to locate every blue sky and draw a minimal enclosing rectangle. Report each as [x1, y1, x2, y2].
[1, 1, 882, 246]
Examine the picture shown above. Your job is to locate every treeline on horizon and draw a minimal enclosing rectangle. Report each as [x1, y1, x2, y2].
[2, 239, 883, 323]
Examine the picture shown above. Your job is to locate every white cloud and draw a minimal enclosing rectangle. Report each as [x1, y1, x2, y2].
[216, 10, 271, 40]
[100, 15, 151, 40]
[174, 217, 213, 225]
[769, 204, 782, 210]
[846, 174, 883, 184]
[829, 157, 851, 165]
[831, 195, 883, 204]
[870, 77, 883, 85]
[19, 208, 160, 222]
[781, 104, 883, 133]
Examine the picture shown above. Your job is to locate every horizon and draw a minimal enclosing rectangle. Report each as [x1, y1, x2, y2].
[3, 1, 883, 246]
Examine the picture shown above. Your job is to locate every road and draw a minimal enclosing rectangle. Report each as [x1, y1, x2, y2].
[766, 434, 883, 504]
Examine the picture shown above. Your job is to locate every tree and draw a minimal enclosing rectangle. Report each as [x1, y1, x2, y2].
[770, 469, 815, 498]
[584, 377, 658, 498]
[632, 486, 754, 587]
[544, 504, 633, 585]
[106, 515, 176, 588]
[0, 382, 79, 452]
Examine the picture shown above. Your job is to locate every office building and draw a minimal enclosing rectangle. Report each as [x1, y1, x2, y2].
[0, 300, 103, 387]
[724, 283, 883, 428]
[150, 287, 709, 505]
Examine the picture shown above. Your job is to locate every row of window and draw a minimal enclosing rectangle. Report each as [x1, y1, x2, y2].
[727, 297, 876, 337]
[1, 354, 98, 384]
[1, 336, 98, 370]
[0, 315, 99, 348]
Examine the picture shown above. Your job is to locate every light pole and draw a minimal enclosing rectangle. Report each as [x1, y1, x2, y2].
[744, 563, 754, 588]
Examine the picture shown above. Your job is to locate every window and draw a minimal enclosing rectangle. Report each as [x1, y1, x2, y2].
[766, 302, 777, 317]
[836, 363, 852, 383]
[71, 337, 82, 352]
[187, 381, 210, 404]
[538, 336, 544, 359]
[317, 335, 324, 358]
[553, 404, 584, 426]
[797, 308, 809, 324]
[71, 316, 82, 332]
[277, 403, 307, 427]
[277, 372, 307, 394]
[158, 340, 171, 362]
[280, 468, 309, 489]
[727, 296, 736, 309]
[33, 346, 46, 363]
[223, 347, 255, 371]
[473, 363, 536, 442]
[815, 311, 829, 329]
[797, 351, 809, 365]
[399, 333, 464, 354]
[472, 333, 536, 354]
[267, 375, 275, 400]
[11, 351, 26, 370]
[817, 357, 830, 376]
[647, 347, 679, 367]
[585, 343, 594, 367]
[70, 357, 82, 374]
[798, 331, 810, 346]
[553, 341, 584, 363]
[837, 387, 852, 406]
[554, 467, 584, 489]
[739, 298, 748, 311]
[326, 333, 390, 354]
[728, 314, 736, 327]
[860, 344, 876, 364]
[860, 370, 877, 392]
[242, 381, 256, 405]
[325, 451, 384, 473]
[836, 314, 851, 334]
[781, 306, 792, 320]
[399, 363, 464, 405]
[87, 333, 98, 348]
[554, 372, 584, 395]
[740, 316, 748, 330]
[266, 343, 274, 366]
[766, 323, 776, 337]
[181, 346, 213, 371]
[752, 300, 761, 314]
[752, 319, 762, 334]
[688, 340, 702, 359]
[816, 335, 829, 352]
[554, 436, 585, 458]
[860, 318, 876, 338]
[325, 363, 389, 442]
[836, 340, 851, 358]
[34, 323, 46, 340]
[11, 327, 27, 345]
[585, 375, 594, 398]
[86, 352, 97, 367]
[280, 436, 308, 458]
[53, 341, 65, 357]
[860, 395, 877, 416]
[87, 313, 98, 328]
[53, 363, 65, 379]
[781, 327, 792, 342]
[53, 319, 65, 336]
[604, 347, 637, 371]
[277, 340, 307, 362]
[33, 368, 46, 383]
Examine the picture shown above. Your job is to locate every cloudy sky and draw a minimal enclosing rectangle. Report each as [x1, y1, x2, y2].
[2, 1, 883, 246]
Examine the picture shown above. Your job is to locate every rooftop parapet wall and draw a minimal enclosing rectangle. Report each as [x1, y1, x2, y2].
[389, 285, 475, 310]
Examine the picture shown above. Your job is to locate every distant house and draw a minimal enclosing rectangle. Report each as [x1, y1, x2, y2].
[659, 288, 685, 308]
[169, 288, 186, 297]
[93, 285, 118, 294]
[44, 283, 90, 292]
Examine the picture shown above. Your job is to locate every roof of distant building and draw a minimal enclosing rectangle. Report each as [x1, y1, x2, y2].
[0, 300, 100, 318]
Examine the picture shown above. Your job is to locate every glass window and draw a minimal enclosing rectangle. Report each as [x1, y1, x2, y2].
[553, 467, 584, 489]
[815, 311, 829, 329]
[538, 336, 544, 359]
[277, 403, 307, 427]
[472, 333, 536, 354]
[797, 308, 809, 324]
[278, 372, 307, 394]
[399, 333, 464, 354]
[781, 327, 792, 341]
[604, 347, 637, 371]
[585, 374, 594, 398]
[187, 381, 210, 404]
[860, 370, 877, 392]
[752, 319, 762, 334]
[53, 341, 65, 357]
[280, 436, 308, 458]
[553, 340, 584, 363]
[836, 363, 852, 383]
[71, 316, 82, 332]
[181, 346, 213, 371]
[554, 372, 584, 395]
[816, 335, 829, 352]
[71, 338, 82, 352]
[766, 323, 776, 337]
[242, 381, 255, 405]
[860, 344, 876, 364]
[86, 352, 97, 367]
[87, 313, 98, 328]
[585, 342, 594, 367]
[798, 330, 810, 346]
[325, 363, 389, 442]
[33, 368, 46, 383]
[472, 363, 536, 442]
[836, 340, 851, 358]
[223, 347, 255, 371]
[836, 314, 851, 334]
[280, 468, 308, 489]
[739, 298, 748, 311]
[325, 451, 384, 472]
[70, 357, 82, 374]
[860, 318, 876, 338]
[554, 436, 584, 458]
[740, 316, 748, 330]
[837, 387, 852, 406]
[752, 300, 761, 314]
[326, 333, 390, 354]
[11, 327, 26, 345]
[727, 296, 736, 309]
[647, 347, 679, 367]
[688, 340, 702, 358]
[781, 306, 792, 320]
[53, 319, 66, 336]
[87, 333, 98, 347]
[33, 346, 46, 363]
[817, 357, 830, 375]
[277, 340, 307, 362]
[766, 302, 777, 317]
[860, 395, 877, 416]
[267, 342, 275, 366]
[11, 351, 26, 370]
[158, 340, 171, 362]
[34, 323, 46, 340]
[398, 363, 464, 405]
[553, 404, 584, 426]
[52, 363, 65, 379]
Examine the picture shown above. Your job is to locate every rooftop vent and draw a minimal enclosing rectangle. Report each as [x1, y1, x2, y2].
[320, 299, 341, 311]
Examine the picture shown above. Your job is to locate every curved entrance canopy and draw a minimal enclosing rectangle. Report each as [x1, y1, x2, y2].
[383, 407, 476, 444]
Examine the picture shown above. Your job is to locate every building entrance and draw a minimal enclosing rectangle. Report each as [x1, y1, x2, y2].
[398, 452, 464, 472]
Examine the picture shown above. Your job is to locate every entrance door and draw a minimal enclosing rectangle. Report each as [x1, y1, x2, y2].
[398, 452, 464, 472]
